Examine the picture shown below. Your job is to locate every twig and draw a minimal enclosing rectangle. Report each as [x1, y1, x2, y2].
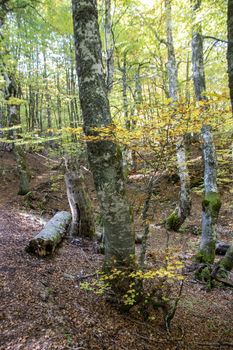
[195, 341, 233, 347]
[63, 272, 97, 281]
[32, 152, 61, 164]
[165, 281, 184, 334]
[203, 35, 229, 44]
[132, 333, 167, 344]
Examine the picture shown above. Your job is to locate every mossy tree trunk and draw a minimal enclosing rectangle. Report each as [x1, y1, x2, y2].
[191, 0, 221, 263]
[219, 241, 233, 272]
[7, 94, 30, 196]
[64, 153, 95, 238]
[198, 126, 221, 263]
[72, 0, 135, 271]
[167, 140, 191, 231]
[165, 0, 191, 231]
[14, 142, 30, 196]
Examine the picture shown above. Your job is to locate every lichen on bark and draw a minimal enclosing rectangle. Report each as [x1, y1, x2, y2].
[72, 0, 135, 271]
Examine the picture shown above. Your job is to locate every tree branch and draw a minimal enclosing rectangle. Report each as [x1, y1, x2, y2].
[203, 35, 229, 44]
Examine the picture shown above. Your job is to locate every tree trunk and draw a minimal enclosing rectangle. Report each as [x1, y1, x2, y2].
[121, 52, 129, 126]
[198, 125, 221, 263]
[191, 0, 206, 101]
[104, 0, 114, 92]
[6, 77, 30, 195]
[14, 143, 30, 195]
[165, 0, 178, 102]
[26, 211, 72, 257]
[43, 51, 52, 130]
[56, 69, 62, 129]
[72, 0, 135, 270]
[64, 154, 95, 238]
[165, 0, 191, 230]
[191, 0, 221, 263]
[228, 0, 233, 116]
[166, 140, 191, 230]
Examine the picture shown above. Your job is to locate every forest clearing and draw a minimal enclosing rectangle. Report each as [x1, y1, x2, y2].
[0, 0, 233, 349]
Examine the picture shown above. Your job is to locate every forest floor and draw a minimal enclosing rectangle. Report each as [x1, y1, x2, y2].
[0, 150, 233, 350]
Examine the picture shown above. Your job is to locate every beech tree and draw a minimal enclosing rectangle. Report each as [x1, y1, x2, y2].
[165, 0, 191, 231]
[104, 0, 114, 93]
[191, 0, 221, 263]
[71, 0, 135, 270]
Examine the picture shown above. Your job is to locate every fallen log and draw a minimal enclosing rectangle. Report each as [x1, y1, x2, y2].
[26, 211, 71, 257]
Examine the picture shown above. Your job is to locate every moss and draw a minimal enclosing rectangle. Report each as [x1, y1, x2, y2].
[220, 260, 232, 272]
[18, 188, 30, 196]
[216, 267, 228, 279]
[219, 248, 233, 271]
[195, 266, 213, 289]
[196, 241, 216, 264]
[202, 192, 221, 220]
[195, 251, 204, 263]
[166, 210, 181, 231]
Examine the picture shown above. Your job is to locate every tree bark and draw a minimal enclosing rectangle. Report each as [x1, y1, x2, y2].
[167, 140, 191, 231]
[64, 154, 95, 238]
[72, 0, 135, 270]
[14, 143, 30, 195]
[26, 211, 72, 257]
[43, 51, 52, 130]
[191, 0, 221, 263]
[191, 0, 206, 101]
[4, 70, 30, 195]
[228, 0, 233, 116]
[165, 0, 178, 102]
[198, 125, 221, 262]
[104, 0, 114, 92]
[165, 0, 191, 231]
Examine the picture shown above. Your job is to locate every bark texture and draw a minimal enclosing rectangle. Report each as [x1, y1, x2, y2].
[26, 211, 72, 257]
[198, 126, 221, 263]
[14, 143, 30, 195]
[65, 154, 95, 238]
[72, 0, 135, 270]
[104, 0, 114, 92]
[228, 0, 233, 115]
[191, 0, 206, 101]
[165, 0, 191, 230]
[167, 140, 191, 230]
[6, 86, 30, 195]
[191, 0, 221, 264]
[165, 0, 178, 102]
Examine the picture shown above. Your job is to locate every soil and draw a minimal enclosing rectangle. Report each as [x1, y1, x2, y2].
[0, 150, 233, 350]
